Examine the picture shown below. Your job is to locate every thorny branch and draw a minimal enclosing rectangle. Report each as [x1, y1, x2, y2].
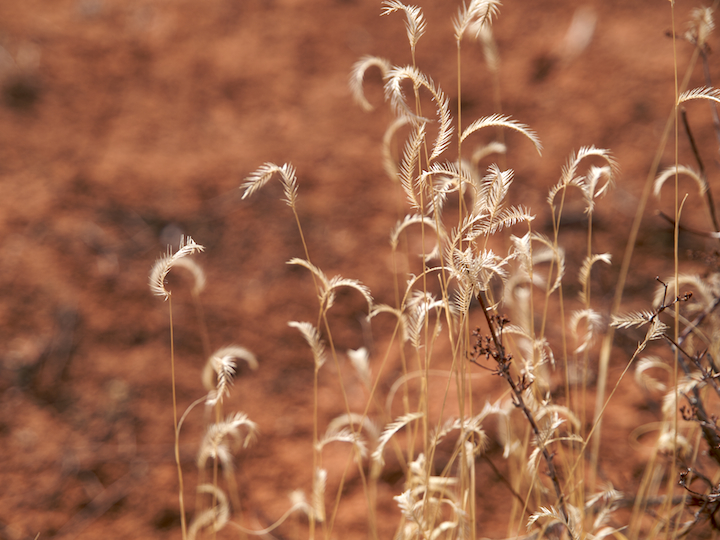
[646, 278, 720, 533]
[470, 291, 569, 525]
[653, 278, 720, 466]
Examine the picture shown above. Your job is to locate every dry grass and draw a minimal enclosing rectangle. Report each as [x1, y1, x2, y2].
[149, 2, 720, 539]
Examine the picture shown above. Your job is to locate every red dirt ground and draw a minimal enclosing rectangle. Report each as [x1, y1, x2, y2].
[2, 1, 720, 539]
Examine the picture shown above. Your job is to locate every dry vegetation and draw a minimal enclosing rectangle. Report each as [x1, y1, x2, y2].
[147, 1, 720, 539]
[5, 0, 720, 539]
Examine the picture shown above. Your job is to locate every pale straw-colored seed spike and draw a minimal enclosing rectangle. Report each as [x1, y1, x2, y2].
[201, 345, 258, 405]
[398, 121, 426, 210]
[610, 311, 655, 330]
[657, 428, 692, 460]
[473, 18, 499, 73]
[384, 65, 429, 120]
[197, 412, 258, 470]
[406, 291, 446, 348]
[241, 162, 298, 208]
[569, 308, 604, 354]
[471, 141, 506, 169]
[347, 347, 371, 390]
[578, 253, 611, 305]
[653, 164, 707, 199]
[528, 232, 565, 293]
[391, 213, 442, 260]
[287, 257, 331, 289]
[635, 356, 671, 393]
[325, 275, 374, 313]
[326, 412, 380, 442]
[381, 1, 426, 55]
[460, 113, 542, 155]
[453, 0, 501, 43]
[384, 66, 452, 161]
[685, 7, 714, 47]
[316, 427, 368, 460]
[551, 146, 617, 206]
[372, 412, 423, 469]
[187, 484, 230, 540]
[581, 165, 614, 213]
[170, 257, 206, 296]
[288, 321, 326, 371]
[312, 468, 327, 523]
[349, 55, 392, 112]
[149, 235, 205, 300]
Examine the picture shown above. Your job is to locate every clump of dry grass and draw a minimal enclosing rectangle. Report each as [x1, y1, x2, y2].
[147, 2, 720, 539]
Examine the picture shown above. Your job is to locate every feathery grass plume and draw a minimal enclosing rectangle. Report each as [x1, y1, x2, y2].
[470, 141, 506, 168]
[368, 302, 409, 343]
[585, 484, 623, 532]
[197, 412, 258, 471]
[466, 164, 535, 237]
[397, 122, 427, 210]
[509, 232, 565, 295]
[527, 506, 578, 540]
[547, 146, 617, 211]
[347, 347, 371, 390]
[406, 291, 446, 348]
[460, 113, 542, 155]
[477, 163, 513, 212]
[188, 484, 229, 540]
[420, 161, 470, 214]
[381, 1, 426, 56]
[312, 467, 327, 523]
[578, 253, 611, 305]
[610, 310, 657, 330]
[287, 258, 373, 314]
[430, 414, 489, 455]
[657, 428, 692, 460]
[170, 257, 206, 297]
[326, 412, 380, 443]
[384, 66, 453, 161]
[349, 55, 393, 112]
[201, 346, 258, 407]
[479, 400, 518, 458]
[635, 355, 672, 393]
[653, 164, 707, 199]
[240, 162, 298, 208]
[395, 468, 465, 540]
[501, 323, 555, 369]
[473, 18, 499, 73]
[678, 86, 720, 105]
[287, 321, 327, 371]
[316, 427, 368, 460]
[448, 245, 509, 297]
[391, 213, 442, 260]
[453, 0, 501, 43]
[371, 411, 423, 472]
[450, 278, 475, 315]
[579, 164, 615, 213]
[149, 236, 205, 300]
[446, 159, 480, 207]
[685, 7, 715, 48]
[394, 487, 462, 540]
[569, 309, 604, 354]
[611, 311, 668, 350]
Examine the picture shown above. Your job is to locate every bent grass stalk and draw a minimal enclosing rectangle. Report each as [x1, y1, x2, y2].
[149, 236, 205, 540]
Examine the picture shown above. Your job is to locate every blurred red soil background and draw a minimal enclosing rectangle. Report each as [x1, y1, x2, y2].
[1, 0, 720, 538]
